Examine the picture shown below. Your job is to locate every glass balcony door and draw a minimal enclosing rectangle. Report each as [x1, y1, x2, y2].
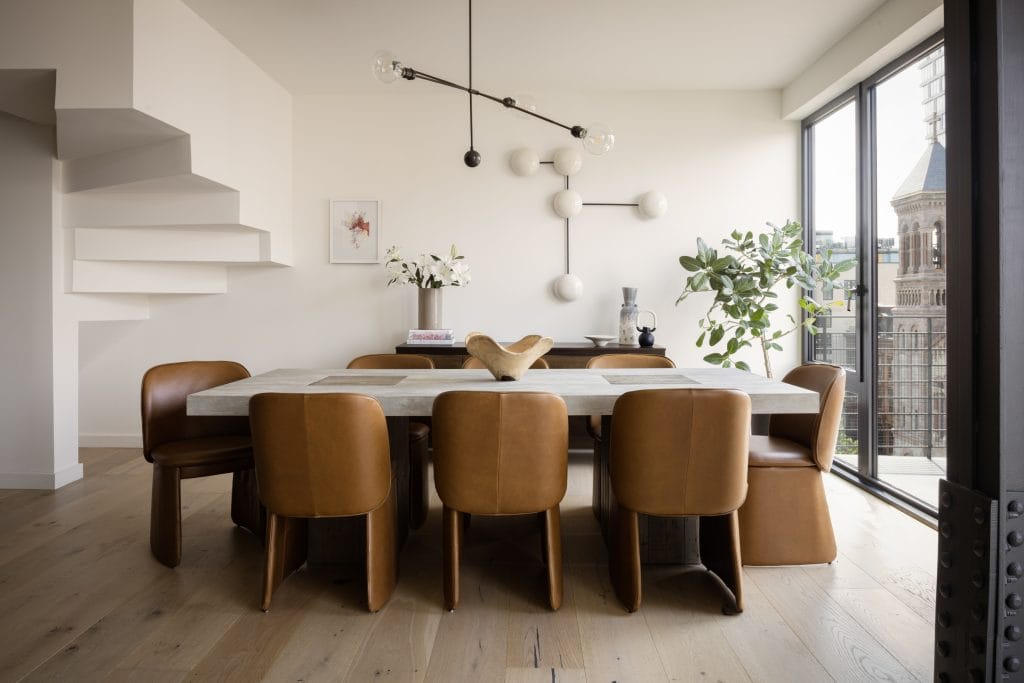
[803, 34, 945, 515]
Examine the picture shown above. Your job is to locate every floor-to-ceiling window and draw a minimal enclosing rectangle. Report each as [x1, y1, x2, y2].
[804, 33, 946, 516]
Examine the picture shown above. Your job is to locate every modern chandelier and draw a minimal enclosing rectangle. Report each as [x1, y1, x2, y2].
[372, 0, 615, 168]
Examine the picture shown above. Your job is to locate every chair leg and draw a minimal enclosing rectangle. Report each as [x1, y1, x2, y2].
[609, 502, 641, 612]
[230, 468, 266, 542]
[261, 511, 308, 612]
[408, 433, 429, 530]
[443, 505, 463, 610]
[543, 507, 563, 610]
[699, 511, 744, 614]
[366, 485, 398, 612]
[150, 464, 182, 568]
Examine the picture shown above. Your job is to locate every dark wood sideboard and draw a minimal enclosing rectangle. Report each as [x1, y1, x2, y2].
[395, 342, 667, 369]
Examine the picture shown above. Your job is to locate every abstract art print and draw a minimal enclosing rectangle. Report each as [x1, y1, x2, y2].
[330, 199, 381, 263]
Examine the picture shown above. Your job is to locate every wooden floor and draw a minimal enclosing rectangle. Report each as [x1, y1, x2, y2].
[0, 448, 937, 682]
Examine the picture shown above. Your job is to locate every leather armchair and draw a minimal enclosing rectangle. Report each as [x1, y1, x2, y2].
[431, 391, 568, 610]
[737, 363, 846, 565]
[140, 360, 263, 568]
[347, 353, 434, 529]
[249, 392, 397, 612]
[608, 388, 750, 613]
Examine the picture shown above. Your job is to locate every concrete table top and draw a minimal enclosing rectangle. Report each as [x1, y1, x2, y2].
[187, 367, 819, 417]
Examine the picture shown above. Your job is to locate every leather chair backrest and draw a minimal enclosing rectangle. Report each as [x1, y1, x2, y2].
[347, 353, 434, 370]
[769, 363, 846, 472]
[610, 389, 751, 516]
[462, 356, 549, 370]
[249, 393, 392, 518]
[432, 391, 568, 514]
[141, 361, 251, 462]
[586, 354, 676, 370]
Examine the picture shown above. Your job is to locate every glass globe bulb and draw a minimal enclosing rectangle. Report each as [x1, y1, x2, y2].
[581, 122, 615, 156]
[372, 50, 402, 84]
[510, 92, 539, 120]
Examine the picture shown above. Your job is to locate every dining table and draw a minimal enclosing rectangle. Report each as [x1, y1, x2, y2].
[188, 367, 819, 566]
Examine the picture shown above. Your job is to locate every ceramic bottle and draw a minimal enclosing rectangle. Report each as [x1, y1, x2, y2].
[618, 287, 639, 346]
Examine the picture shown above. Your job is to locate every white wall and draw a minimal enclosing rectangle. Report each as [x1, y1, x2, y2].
[0, 0, 133, 110]
[782, 0, 943, 119]
[0, 114, 58, 485]
[78, 88, 801, 441]
[132, 0, 293, 263]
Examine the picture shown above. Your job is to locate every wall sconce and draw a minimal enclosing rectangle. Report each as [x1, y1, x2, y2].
[373, 1, 615, 168]
[511, 146, 667, 301]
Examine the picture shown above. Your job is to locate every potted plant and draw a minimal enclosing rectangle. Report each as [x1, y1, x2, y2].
[676, 220, 854, 378]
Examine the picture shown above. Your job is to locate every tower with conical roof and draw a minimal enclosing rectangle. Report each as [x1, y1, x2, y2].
[891, 140, 946, 318]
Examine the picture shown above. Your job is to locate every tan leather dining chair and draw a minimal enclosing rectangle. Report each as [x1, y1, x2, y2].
[249, 393, 397, 612]
[347, 353, 434, 530]
[432, 391, 568, 611]
[585, 354, 676, 518]
[141, 361, 263, 568]
[737, 363, 846, 565]
[461, 356, 549, 370]
[608, 388, 751, 613]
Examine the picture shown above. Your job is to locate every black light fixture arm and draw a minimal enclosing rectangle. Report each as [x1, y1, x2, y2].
[402, 67, 582, 136]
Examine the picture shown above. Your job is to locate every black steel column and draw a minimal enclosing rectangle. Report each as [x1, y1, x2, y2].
[938, 0, 1024, 680]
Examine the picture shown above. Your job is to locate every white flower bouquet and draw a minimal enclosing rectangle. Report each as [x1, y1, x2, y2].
[385, 244, 471, 288]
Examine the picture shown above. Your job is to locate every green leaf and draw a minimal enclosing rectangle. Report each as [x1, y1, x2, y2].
[709, 326, 725, 346]
[735, 361, 751, 372]
[679, 255, 702, 272]
[703, 353, 726, 365]
[712, 256, 733, 271]
[696, 332, 705, 347]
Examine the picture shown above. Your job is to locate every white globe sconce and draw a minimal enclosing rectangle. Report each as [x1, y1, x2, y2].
[552, 147, 583, 176]
[509, 147, 540, 176]
[552, 190, 583, 218]
[553, 273, 584, 301]
[637, 191, 668, 219]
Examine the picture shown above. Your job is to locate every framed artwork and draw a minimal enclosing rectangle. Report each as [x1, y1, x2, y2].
[329, 199, 381, 263]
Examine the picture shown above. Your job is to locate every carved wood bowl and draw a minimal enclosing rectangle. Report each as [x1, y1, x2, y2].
[464, 332, 554, 381]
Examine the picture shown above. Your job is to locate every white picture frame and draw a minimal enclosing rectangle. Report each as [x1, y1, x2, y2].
[329, 199, 381, 263]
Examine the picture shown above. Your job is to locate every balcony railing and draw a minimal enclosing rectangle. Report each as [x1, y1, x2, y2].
[810, 314, 947, 461]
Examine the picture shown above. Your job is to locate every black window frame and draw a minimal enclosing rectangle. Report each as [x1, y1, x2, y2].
[801, 29, 945, 525]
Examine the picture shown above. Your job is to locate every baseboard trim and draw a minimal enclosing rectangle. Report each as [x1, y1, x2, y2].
[0, 463, 84, 490]
[79, 434, 142, 448]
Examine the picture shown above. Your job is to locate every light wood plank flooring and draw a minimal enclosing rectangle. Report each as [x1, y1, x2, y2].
[0, 448, 936, 682]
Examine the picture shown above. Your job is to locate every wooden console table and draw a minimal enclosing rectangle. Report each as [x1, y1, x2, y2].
[396, 342, 667, 369]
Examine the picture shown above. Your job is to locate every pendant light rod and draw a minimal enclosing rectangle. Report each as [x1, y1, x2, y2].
[372, 0, 614, 166]
[406, 68, 581, 135]
[467, 0, 474, 153]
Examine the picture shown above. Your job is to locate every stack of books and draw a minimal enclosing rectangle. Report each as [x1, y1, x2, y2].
[407, 329, 455, 345]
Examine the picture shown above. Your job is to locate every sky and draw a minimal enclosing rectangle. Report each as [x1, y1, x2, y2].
[811, 51, 943, 245]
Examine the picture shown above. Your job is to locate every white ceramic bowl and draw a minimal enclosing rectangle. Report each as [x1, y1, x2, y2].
[584, 334, 615, 347]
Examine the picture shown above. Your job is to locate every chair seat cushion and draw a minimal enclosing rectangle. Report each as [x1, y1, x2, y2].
[748, 435, 816, 468]
[151, 435, 253, 468]
[409, 421, 430, 443]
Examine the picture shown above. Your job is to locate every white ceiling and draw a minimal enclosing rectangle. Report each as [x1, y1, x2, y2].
[183, 0, 890, 94]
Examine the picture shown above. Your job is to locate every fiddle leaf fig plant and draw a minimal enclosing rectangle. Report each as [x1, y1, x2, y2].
[676, 220, 855, 378]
